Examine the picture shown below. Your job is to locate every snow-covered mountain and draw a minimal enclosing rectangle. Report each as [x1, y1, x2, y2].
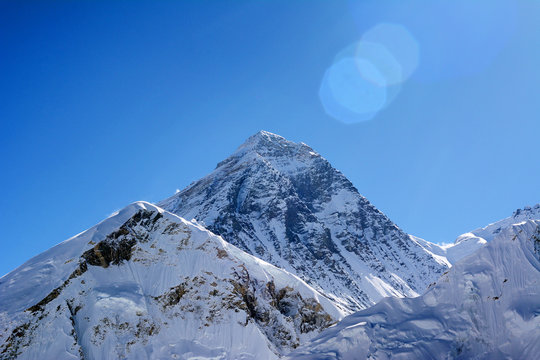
[4, 129, 532, 359]
[159, 131, 449, 311]
[287, 219, 540, 359]
[414, 204, 540, 265]
[0, 202, 344, 360]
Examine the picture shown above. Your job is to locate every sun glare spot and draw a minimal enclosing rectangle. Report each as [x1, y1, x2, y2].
[320, 23, 419, 124]
[320, 58, 387, 124]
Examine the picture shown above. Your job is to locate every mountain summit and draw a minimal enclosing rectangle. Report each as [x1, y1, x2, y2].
[160, 131, 449, 311]
[215, 130, 324, 175]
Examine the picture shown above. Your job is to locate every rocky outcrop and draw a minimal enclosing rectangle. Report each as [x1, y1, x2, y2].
[0, 202, 343, 359]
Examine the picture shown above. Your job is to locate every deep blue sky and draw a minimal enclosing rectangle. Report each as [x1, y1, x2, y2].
[1, 0, 539, 276]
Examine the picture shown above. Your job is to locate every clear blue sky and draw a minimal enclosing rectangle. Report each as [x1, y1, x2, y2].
[1, 0, 539, 276]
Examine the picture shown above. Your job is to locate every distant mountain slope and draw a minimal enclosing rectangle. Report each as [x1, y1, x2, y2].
[414, 204, 540, 265]
[287, 219, 540, 359]
[159, 131, 448, 312]
[0, 202, 343, 360]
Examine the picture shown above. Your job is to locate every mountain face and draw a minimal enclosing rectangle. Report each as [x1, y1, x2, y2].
[287, 219, 540, 360]
[0, 202, 343, 360]
[159, 131, 449, 311]
[414, 204, 540, 265]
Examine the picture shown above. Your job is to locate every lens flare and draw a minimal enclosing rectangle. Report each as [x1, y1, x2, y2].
[320, 23, 418, 123]
[320, 58, 387, 124]
[346, 0, 517, 81]
[354, 41, 403, 86]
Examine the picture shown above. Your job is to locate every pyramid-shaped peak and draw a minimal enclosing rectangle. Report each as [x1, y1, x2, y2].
[159, 130, 449, 312]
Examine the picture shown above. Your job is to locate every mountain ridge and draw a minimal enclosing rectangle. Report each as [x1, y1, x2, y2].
[0, 202, 344, 359]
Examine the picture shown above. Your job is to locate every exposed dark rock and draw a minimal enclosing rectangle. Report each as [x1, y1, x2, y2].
[153, 284, 187, 308]
[82, 209, 164, 268]
[82, 237, 136, 268]
[0, 322, 32, 359]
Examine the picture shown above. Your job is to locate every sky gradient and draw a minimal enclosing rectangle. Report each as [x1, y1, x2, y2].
[1, 0, 539, 276]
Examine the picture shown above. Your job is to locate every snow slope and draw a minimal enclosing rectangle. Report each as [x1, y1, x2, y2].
[287, 219, 540, 359]
[414, 204, 540, 265]
[159, 131, 448, 312]
[0, 202, 344, 360]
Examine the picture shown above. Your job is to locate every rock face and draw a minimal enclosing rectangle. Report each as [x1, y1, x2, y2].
[287, 219, 540, 360]
[159, 131, 449, 311]
[0, 202, 343, 360]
